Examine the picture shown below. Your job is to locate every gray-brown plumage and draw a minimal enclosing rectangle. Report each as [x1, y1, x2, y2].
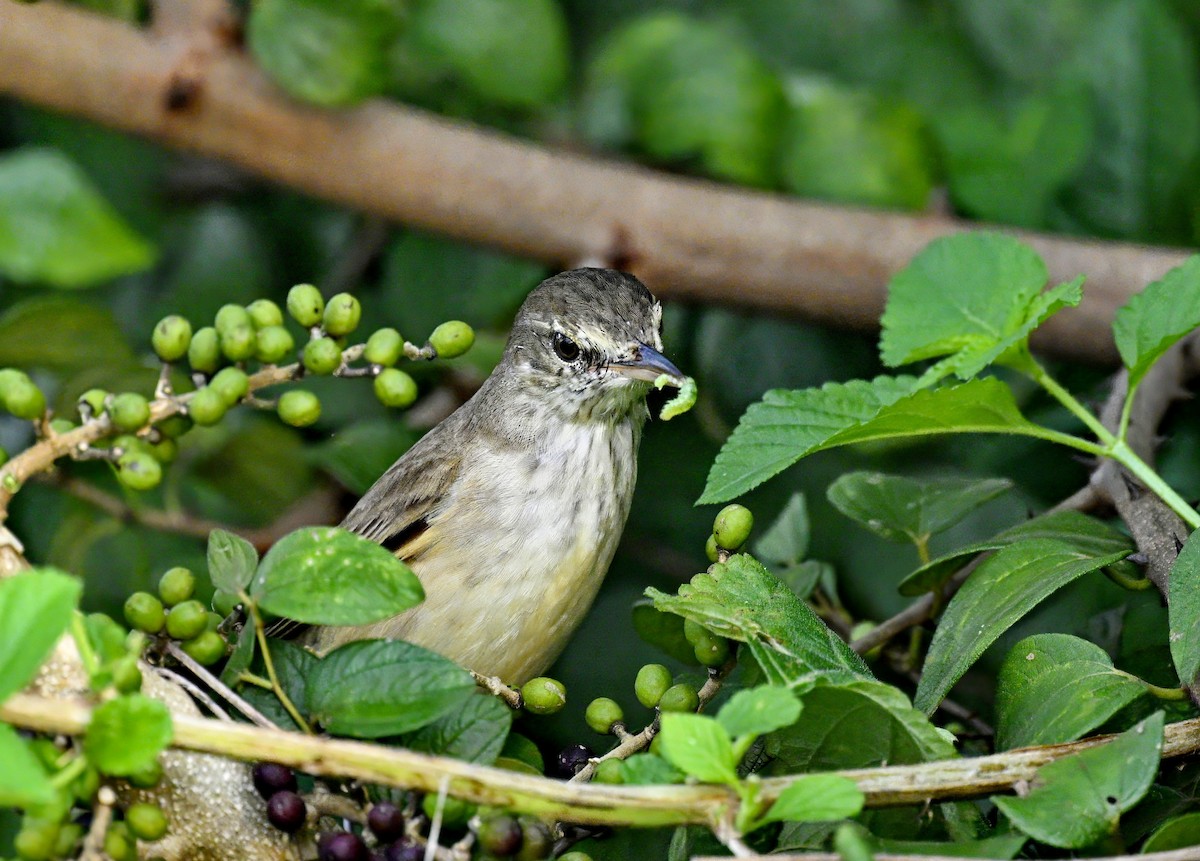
[303, 269, 682, 682]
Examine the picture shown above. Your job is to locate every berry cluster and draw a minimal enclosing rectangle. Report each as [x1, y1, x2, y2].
[124, 566, 227, 666]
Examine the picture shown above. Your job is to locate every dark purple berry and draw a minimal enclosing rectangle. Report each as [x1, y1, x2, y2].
[253, 762, 297, 798]
[384, 838, 424, 861]
[266, 791, 306, 833]
[556, 744, 594, 778]
[318, 832, 367, 861]
[367, 802, 405, 843]
[477, 814, 522, 856]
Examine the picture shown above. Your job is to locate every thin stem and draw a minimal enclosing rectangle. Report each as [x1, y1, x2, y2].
[238, 672, 273, 690]
[69, 611, 99, 680]
[1027, 361, 1118, 447]
[49, 753, 87, 790]
[1116, 378, 1140, 443]
[163, 641, 276, 728]
[1139, 680, 1189, 702]
[1102, 565, 1155, 591]
[244, 596, 312, 734]
[1108, 440, 1200, 529]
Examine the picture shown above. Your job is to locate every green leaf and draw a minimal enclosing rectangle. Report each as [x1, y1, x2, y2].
[307, 639, 474, 738]
[84, 694, 173, 776]
[206, 529, 258, 594]
[247, 0, 404, 106]
[754, 493, 810, 568]
[759, 774, 865, 825]
[898, 509, 1132, 596]
[914, 538, 1131, 714]
[717, 686, 802, 739]
[0, 723, 54, 806]
[1169, 527, 1200, 688]
[631, 601, 701, 666]
[263, 638, 316, 717]
[620, 752, 684, 786]
[826, 472, 1012, 545]
[219, 622, 257, 688]
[994, 712, 1164, 848]
[402, 692, 511, 765]
[647, 554, 870, 685]
[1114, 256, 1200, 390]
[0, 297, 136, 374]
[250, 526, 424, 625]
[995, 634, 1147, 750]
[1142, 811, 1200, 852]
[0, 568, 82, 703]
[872, 834, 1028, 859]
[0, 147, 155, 287]
[658, 713, 738, 785]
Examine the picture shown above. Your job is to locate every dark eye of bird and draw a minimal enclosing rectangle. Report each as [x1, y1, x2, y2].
[552, 332, 580, 362]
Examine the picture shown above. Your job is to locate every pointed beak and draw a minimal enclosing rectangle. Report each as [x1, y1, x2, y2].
[611, 343, 685, 385]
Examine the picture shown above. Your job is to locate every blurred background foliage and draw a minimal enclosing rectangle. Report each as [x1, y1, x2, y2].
[1, 0, 1198, 846]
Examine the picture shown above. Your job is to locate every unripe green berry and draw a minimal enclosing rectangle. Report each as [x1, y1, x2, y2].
[127, 758, 163, 789]
[49, 418, 75, 434]
[246, 299, 284, 329]
[205, 611, 223, 632]
[559, 852, 595, 861]
[219, 323, 256, 362]
[693, 632, 730, 667]
[112, 654, 142, 694]
[187, 387, 227, 426]
[110, 393, 151, 432]
[112, 434, 152, 457]
[634, 663, 673, 708]
[78, 388, 109, 419]
[158, 567, 196, 606]
[585, 697, 624, 734]
[125, 802, 168, 841]
[52, 823, 83, 859]
[2, 373, 45, 420]
[165, 599, 208, 640]
[188, 326, 221, 373]
[287, 284, 324, 327]
[117, 452, 162, 491]
[658, 682, 700, 713]
[303, 337, 342, 375]
[124, 592, 165, 634]
[322, 292, 362, 337]
[515, 818, 551, 861]
[705, 534, 719, 563]
[104, 823, 134, 861]
[255, 325, 295, 364]
[181, 630, 227, 665]
[364, 327, 404, 366]
[683, 618, 710, 648]
[151, 315, 192, 362]
[14, 820, 58, 861]
[210, 367, 249, 407]
[593, 758, 624, 785]
[521, 677, 566, 715]
[150, 437, 178, 463]
[428, 320, 475, 359]
[154, 414, 192, 439]
[713, 504, 753, 551]
[374, 368, 418, 408]
[278, 390, 321, 427]
[214, 303, 253, 334]
[421, 794, 474, 828]
[212, 590, 239, 617]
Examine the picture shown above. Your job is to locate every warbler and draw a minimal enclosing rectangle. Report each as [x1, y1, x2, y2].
[304, 268, 683, 682]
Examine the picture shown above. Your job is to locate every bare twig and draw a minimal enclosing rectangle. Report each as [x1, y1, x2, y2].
[153, 665, 232, 721]
[470, 671, 522, 709]
[79, 785, 116, 861]
[164, 641, 277, 729]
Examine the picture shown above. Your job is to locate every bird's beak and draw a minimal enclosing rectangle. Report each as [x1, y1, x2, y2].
[611, 344, 685, 385]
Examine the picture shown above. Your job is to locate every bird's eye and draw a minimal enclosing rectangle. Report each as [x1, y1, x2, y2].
[552, 332, 580, 362]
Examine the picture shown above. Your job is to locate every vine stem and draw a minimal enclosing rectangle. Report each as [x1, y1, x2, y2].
[244, 597, 312, 734]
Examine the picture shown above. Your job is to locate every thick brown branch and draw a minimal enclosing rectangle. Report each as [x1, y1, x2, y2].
[0, 1, 1191, 364]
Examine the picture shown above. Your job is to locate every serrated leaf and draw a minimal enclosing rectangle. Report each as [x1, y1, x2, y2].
[717, 686, 802, 739]
[251, 526, 423, 625]
[631, 601, 701, 666]
[754, 493, 810, 567]
[994, 712, 1163, 848]
[995, 634, 1147, 750]
[207, 529, 258, 594]
[620, 752, 684, 786]
[1142, 811, 1200, 852]
[0, 297, 135, 374]
[0, 723, 54, 806]
[403, 692, 511, 764]
[1113, 256, 1200, 388]
[1169, 527, 1200, 688]
[827, 472, 1012, 545]
[899, 509, 1132, 596]
[84, 694, 173, 776]
[915, 538, 1130, 714]
[760, 774, 864, 825]
[307, 639, 474, 738]
[0, 568, 82, 703]
[646, 554, 870, 686]
[0, 147, 156, 287]
[658, 713, 737, 785]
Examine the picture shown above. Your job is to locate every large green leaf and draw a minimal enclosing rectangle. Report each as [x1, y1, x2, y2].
[760, 775, 865, 826]
[0, 723, 54, 806]
[1113, 256, 1200, 389]
[914, 538, 1130, 714]
[995, 634, 1147, 750]
[84, 694, 173, 777]
[0, 297, 135, 374]
[402, 692, 512, 765]
[250, 526, 424, 625]
[0, 569, 82, 703]
[0, 148, 155, 287]
[717, 686, 802, 739]
[994, 712, 1163, 848]
[659, 713, 738, 785]
[647, 554, 870, 685]
[1169, 527, 1200, 688]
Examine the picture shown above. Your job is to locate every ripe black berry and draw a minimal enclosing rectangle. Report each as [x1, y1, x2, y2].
[318, 832, 368, 861]
[367, 802, 405, 843]
[555, 744, 594, 778]
[252, 762, 297, 799]
[266, 791, 306, 833]
[384, 838, 424, 861]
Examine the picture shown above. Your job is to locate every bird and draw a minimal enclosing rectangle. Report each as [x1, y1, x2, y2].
[302, 268, 683, 683]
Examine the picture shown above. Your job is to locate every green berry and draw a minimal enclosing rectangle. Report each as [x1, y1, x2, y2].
[428, 320, 475, 359]
[693, 632, 730, 667]
[14, 820, 58, 861]
[158, 567, 196, 606]
[520, 677, 566, 715]
[364, 327, 404, 366]
[515, 818, 551, 861]
[713, 504, 753, 551]
[112, 655, 142, 694]
[72, 764, 100, 802]
[78, 388, 109, 419]
[246, 299, 284, 329]
[52, 823, 83, 859]
[154, 414, 192, 438]
[2, 373, 45, 420]
[127, 758, 163, 789]
[303, 337, 342, 375]
[658, 682, 700, 713]
[210, 367, 249, 407]
[322, 292, 362, 336]
[123, 592, 165, 634]
[585, 697, 624, 734]
[374, 368, 418, 408]
[593, 758, 624, 785]
[104, 823, 134, 861]
[187, 326, 221, 373]
[187, 387, 227, 426]
[705, 534, 719, 563]
[181, 630, 227, 665]
[683, 618, 709, 648]
[287, 284, 324, 327]
[151, 315, 192, 362]
[214, 303, 252, 334]
[150, 437, 178, 463]
[165, 599, 208, 640]
[49, 418, 75, 434]
[278, 390, 321, 427]
[421, 794, 474, 828]
[219, 323, 256, 362]
[558, 853, 594, 861]
[212, 590, 239, 617]
[476, 814, 522, 856]
[255, 325, 295, 364]
[117, 452, 162, 491]
[110, 393, 151, 432]
[125, 802, 168, 841]
[634, 663, 673, 709]
[205, 611, 223, 632]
